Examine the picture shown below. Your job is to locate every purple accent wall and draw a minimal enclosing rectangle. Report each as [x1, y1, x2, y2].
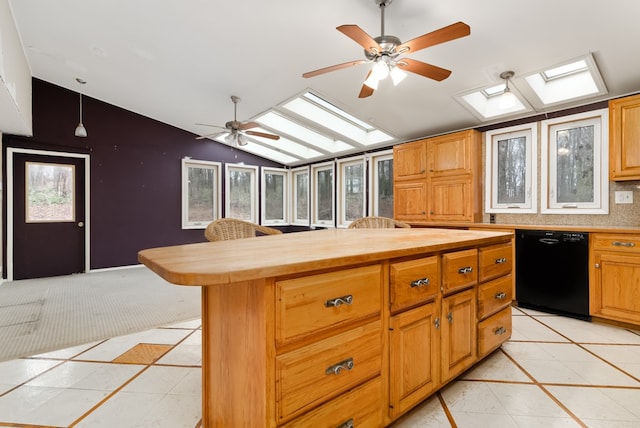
[3, 79, 283, 270]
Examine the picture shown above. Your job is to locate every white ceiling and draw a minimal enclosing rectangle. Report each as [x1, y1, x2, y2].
[7, 0, 640, 165]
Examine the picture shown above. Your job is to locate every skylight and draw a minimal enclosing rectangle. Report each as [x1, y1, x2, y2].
[523, 55, 607, 107]
[455, 54, 607, 123]
[217, 90, 398, 167]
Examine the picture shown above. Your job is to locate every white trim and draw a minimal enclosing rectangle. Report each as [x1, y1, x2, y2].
[484, 123, 537, 213]
[368, 149, 393, 217]
[181, 158, 221, 229]
[224, 163, 259, 223]
[540, 108, 609, 214]
[7, 147, 90, 281]
[261, 166, 289, 226]
[336, 155, 366, 228]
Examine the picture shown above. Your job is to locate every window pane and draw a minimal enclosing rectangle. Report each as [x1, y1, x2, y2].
[296, 172, 309, 220]
[187, 166, 215, 222]
[228, 169, 253, 220]
[316, 168, 333, 221]
[376, 158, 394, 218]
[344, 163, 364, 221]
[555, 125, 594, 203]
[26, 162, 74, 222]
[265, 172, 284, 220]
[497, 137, 527, 204]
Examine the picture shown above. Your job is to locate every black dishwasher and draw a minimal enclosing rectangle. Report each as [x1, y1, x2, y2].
[515, 229, 590, 320]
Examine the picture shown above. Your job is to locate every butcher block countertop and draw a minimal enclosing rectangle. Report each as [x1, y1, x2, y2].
[138, 228, 512, 287]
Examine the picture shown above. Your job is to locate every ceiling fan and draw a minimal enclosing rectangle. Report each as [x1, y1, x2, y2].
[196, 95, 280, 146]
[302, 0, 470, 98]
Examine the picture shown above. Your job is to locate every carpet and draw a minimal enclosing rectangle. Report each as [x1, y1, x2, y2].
[0, 266, 201, 362]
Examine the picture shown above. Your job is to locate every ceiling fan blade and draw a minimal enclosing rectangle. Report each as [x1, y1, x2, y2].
[337, 24, 383, 54]
[196, 131, 225, 140]
[358, 70, 375, 99]
[397, 58, 451, 81]
[396, 21, 470, 54]
[244, 130, 280, 140]
[238, 121, 259, 130]
[195, 123, 226, 129]
[303, 59, 368, 78]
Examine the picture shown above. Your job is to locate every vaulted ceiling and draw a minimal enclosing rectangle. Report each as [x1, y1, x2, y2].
[6, 0, 640, 165]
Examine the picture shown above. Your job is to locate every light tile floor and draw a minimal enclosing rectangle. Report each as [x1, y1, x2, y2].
[0, 307, 639, 427]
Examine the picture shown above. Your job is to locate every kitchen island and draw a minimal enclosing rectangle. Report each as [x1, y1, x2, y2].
[139, 228, 514, 427]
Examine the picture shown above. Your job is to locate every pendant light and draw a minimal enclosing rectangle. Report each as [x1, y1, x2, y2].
[498, 71, 517, 109]
[74, 92, 88, 137]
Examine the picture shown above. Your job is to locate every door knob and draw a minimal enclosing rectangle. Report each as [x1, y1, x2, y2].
[78, 222, 84, 228]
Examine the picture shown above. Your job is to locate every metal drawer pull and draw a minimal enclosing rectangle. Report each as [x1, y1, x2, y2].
[337, 419, 354, 428]
[325, 295, 353, 307]
[494, 326, 507, 335]
[495, 257, 507, 264]
[410, 277, 431, 288]
[458, 266, 473, 274]
[494, 291, 507, 300]
[447, 311, 453, 323]
[326, 358, 354, 375]
[612, 241, 635, 247]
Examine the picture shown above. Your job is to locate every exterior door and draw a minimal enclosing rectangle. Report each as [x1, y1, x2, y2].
[10, 150, 88, 280]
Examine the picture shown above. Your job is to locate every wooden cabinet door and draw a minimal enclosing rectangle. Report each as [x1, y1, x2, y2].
[394, 180, 428, 220]
[441, 288, 477, 382]
[389, 302, 440, 420]
[609, 95, 640, 181]
[592, 251, 640, 324]
[427, 176, 473, 221]
[393, 139, 427, 181]
[428, 131, 472, 177]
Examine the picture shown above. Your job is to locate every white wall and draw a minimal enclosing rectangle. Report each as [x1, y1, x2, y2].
[0, 0, 32, 136]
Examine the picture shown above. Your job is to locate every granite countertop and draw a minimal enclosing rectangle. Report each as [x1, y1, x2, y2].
[409, 222, 640, 234]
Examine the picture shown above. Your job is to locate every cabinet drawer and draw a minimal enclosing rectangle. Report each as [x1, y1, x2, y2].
[442, 248, 477, 293]
[390, 256, 439, 312]
[276, 321, 382, 422]
[592, 234, 640, 254]
[276, 265, 382, 345]
[478, 306, 512, 357]
[281, 377, 382, 428]
[477, 275, 513, 320]
[478, 243, 512, 282]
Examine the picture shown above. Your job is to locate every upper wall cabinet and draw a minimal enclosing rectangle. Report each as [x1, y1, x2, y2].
[609, 94, 640, 181]
[394, 130, 482, 223]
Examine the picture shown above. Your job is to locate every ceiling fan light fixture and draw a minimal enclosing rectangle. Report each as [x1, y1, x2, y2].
[364, 71, 380, 90]
[499, 70, 517, 109]
[237, 134, 249, 146]
[389, 66, 407, 86]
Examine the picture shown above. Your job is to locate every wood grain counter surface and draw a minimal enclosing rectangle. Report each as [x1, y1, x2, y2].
[138, 228, 512, 287]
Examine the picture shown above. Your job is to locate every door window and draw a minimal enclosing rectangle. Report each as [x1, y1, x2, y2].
[26, 162, 75, 222]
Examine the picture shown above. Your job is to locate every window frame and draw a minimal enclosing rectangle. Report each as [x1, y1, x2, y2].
[484, 124, 537, 213]
[368, 149, 394, 218]
[181, 158, 221, 229]
[540, 108, 609, 214]
[336, 155, 366, 228]
[290, 166, 310, 226]
[311, 161, 335, 228]
[261, 166, 289, 226]
[224, 163, 259, 222]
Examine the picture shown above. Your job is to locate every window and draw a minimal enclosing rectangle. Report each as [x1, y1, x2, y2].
[261, 167, 289, 226]
[337, 156, 366, 227]
[26, 162, 75, 222]
[225, 164, 259, 222]
[485, 124, 537, 213]
[311, 161, 335, 228]
[541, 109, 608, 214]
[369, 150, 394, 218]
[291, 166, 310, 226]
[181, 159, 221, 229]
